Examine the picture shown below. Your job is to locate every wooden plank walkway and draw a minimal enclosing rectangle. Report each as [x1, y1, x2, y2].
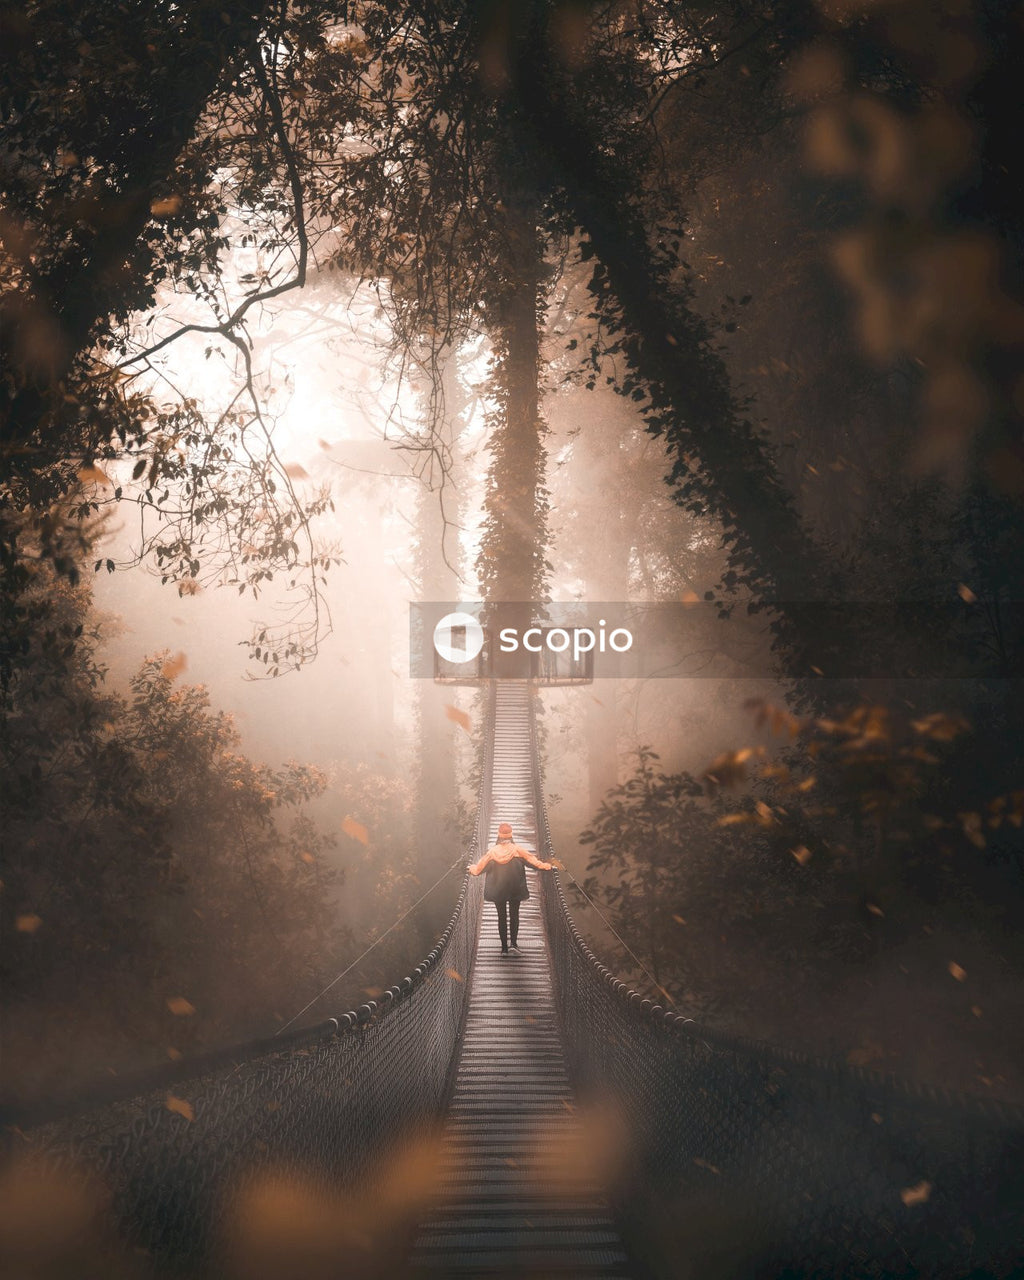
[408, 683, 633, 1278]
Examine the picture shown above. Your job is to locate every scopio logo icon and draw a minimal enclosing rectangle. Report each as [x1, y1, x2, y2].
[433, 611, 485, 664]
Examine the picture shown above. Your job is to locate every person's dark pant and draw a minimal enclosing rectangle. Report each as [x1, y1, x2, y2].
[493, 898, 520, 951]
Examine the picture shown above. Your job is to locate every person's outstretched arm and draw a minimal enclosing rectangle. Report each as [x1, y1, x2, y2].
[516, 847, 553, 871]
[468, 849, 495, 876]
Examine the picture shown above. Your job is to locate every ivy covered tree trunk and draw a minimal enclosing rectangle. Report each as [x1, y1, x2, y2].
[478, 182, 550, 662]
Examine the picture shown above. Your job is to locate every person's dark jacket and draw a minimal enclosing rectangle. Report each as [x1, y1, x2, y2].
[483, 856, 529, 903]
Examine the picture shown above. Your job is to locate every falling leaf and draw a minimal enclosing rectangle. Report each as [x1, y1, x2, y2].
[167, 1047, 182, 1061]
[680, 589, 700, 604]
[957, 583, 978, 603]
[900, 1181, 932, 1207]
[716, 813, 749, 827]
[160, 652, 187, 680]
[755, 800, 774, 823]
[693, 1157, 721, 1175]
[166, 996, 196, 1016]
[300, 852, 316, 864]
[444, 704, 471, 733]
[791, 845, 812, 866]
[847, 1040, 884, 1067]
[15, 914, 42, 934]
[672, 914, 687, 925]
[971, 1005, 983, 1018]
[341, 816, 369, 844]
[445, 967, 463, 982]
[165, 1095, 194, 1122]
[318, 439, 332, 450]
[948, 961, 967, 982]
[78, 464, 111, 486]
[284, 463, 309, 480]
[150, 195, 183, 217]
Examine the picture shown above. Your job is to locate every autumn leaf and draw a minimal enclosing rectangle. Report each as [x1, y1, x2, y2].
[680, 589, 700, 604]
[900, 1180, 932, 1207]
[150, 195, 183, 217]
[160, 652, 188, 680]
[445, 967, 463, 982]
[948, 961, 967, 982]
[283, 463, 309, 480]
[166, 996, 196, 1016]
[341, 816, 369, 844]
[15, 914, 42, 934]
[791, 845, 812, 866]
[847, 1040, 884, 1067]
[78, 464, 111, 486]
[165, 1095, 194, 1122]
[957, 583, 978, 603]
[444, 704, 471, 733]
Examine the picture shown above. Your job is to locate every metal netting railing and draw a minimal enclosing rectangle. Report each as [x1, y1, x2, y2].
[530, 706, 1024, 1280]
[8, 689, 496, 1275]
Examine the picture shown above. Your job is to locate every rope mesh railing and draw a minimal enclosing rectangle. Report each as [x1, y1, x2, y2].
[9, 688, 496, 1274]
[530, 704, 1024, 1280]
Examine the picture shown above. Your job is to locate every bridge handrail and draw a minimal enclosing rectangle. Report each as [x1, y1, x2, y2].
[528, 696, 1024, 1278]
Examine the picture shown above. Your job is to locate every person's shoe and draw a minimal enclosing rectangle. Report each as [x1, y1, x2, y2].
[500, 947, 509, 957]
[509, 945, 522, 956]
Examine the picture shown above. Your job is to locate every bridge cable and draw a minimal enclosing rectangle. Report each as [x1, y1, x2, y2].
[558, 865, 676, 1010]
[275, 853, 467, 1036]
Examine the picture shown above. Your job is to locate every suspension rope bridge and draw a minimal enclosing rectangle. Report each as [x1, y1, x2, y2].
[6, 682, 1024, 1279]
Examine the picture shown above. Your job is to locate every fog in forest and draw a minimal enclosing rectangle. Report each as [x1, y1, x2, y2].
[3, 3, 1023, 1274]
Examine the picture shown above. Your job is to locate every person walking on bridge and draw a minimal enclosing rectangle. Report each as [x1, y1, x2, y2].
[469, 822, 553, 956]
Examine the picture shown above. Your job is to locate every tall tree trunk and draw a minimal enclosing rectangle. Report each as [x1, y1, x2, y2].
[499, 4, 831, 677]
[478, 182, 550, 669]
